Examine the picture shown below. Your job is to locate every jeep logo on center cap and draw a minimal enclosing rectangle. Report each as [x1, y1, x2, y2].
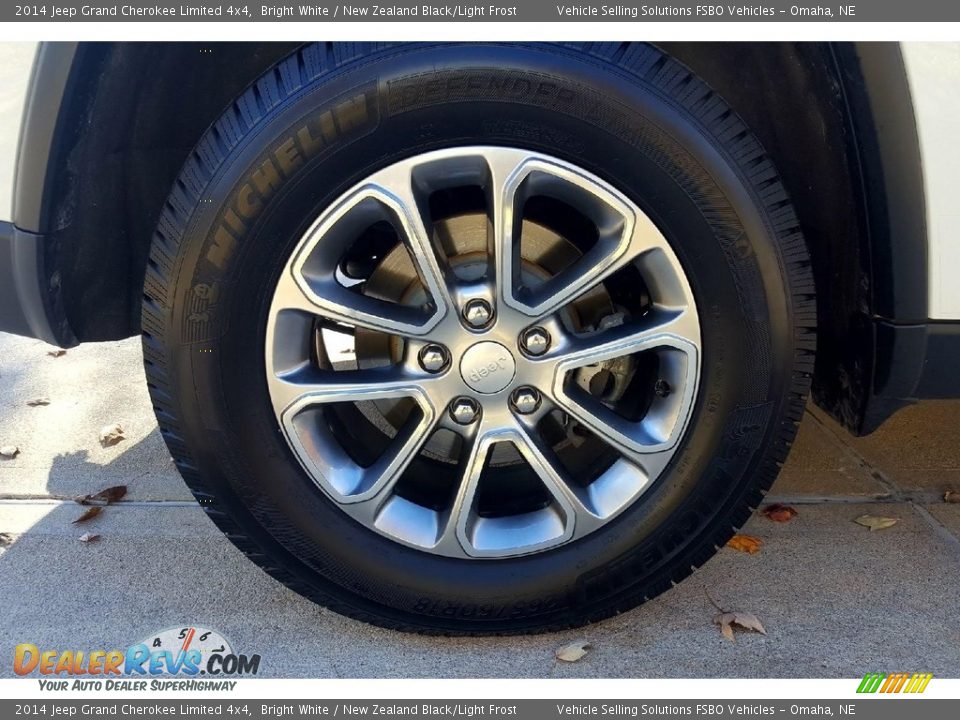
[468, 356, 510, 383]
[460, 342, 517, 394]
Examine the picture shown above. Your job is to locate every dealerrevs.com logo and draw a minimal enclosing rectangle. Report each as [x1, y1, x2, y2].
[13, 626, 260, 691]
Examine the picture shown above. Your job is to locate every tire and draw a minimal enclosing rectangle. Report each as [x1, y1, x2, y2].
[142, 42, 815, 634]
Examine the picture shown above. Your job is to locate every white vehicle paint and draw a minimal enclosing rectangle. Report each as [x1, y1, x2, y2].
[902, 42, 960, 320]
[0, 42, 36, 221]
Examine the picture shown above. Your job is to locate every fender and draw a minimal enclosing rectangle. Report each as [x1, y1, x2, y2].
[0, 42, 77, 346]
[837, 43, 959, 432]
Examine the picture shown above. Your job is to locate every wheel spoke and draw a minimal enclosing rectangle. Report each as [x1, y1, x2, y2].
[485, 149, 531, 312]
[550, 307, 699, 369]
[269, 365, 437, 415]
[513, 217, 633, 320]
[275, 367, 441, 510]
[552, 392, 678, 479]
[273, 256, 435, 337]
[511, 423, 601, 538]
[367, 173, 458, 320]
[490, 155, 673, 321]
[435, 425, 499, 556]
[276, 180, 455, 337]
[341, 410, 442, 520]
[437, 419, 601, 556]
[543, 309, 699, 464]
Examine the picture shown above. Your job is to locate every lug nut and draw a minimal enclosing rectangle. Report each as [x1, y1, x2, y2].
[449, 397, 480, 425]
[418, 344, 449, 373]
[510, 387, 541, 415]
[463, 298, 494, 329]
[520, 327, 551, 356]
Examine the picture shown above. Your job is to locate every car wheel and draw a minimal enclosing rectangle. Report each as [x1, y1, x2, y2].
[142, 42, 815, 633]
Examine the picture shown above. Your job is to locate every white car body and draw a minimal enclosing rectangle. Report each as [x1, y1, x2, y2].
[902, 42, 960, 319]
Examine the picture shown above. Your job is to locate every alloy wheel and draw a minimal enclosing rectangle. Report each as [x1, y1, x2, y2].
[265, 146, 701, 559]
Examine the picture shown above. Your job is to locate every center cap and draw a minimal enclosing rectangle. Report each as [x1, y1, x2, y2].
[459, 342, 516, 394]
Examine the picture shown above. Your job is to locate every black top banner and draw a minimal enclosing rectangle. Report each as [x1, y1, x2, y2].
[5, 1, 960, 22]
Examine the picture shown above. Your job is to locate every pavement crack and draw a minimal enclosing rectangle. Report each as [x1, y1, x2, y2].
[805, 408, 905, 499]
[766, 494, 889, 505]
[910, 503, 960, 557]
[0, 496, 199, 507]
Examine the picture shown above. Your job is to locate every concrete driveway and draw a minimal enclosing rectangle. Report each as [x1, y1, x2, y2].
[1, 331, 958, 678]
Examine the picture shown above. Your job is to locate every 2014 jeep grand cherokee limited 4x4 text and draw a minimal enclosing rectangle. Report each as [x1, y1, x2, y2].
[1, 42, 958, 633]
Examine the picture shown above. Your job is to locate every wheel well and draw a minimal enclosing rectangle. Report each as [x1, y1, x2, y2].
[26, 41, 924, 433]
[27, 42, 300, 342]
[661, 42, 926, 434]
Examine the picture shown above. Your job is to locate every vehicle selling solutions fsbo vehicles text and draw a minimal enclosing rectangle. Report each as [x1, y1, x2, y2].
[555, 5, 783, 17]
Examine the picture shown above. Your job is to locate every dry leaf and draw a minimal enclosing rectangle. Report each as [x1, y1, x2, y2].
[72, 506, 103, 524]
[76, 485, 128, 506]
[0, 445, 20, 459]
[762, 503, 798, 522]
[854, 514, 898, 531]
[556, 640, 591, 662]
[714, 612, 766, 642]
[726, 534, 762, 554]
[98, 423, 125, 447]
[944, 491, 960, 504]
[0, 532, 14, 548]
[46, 349, 66, 358]
[26, 397, 51, 407]
[79, 532, 101, 543]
